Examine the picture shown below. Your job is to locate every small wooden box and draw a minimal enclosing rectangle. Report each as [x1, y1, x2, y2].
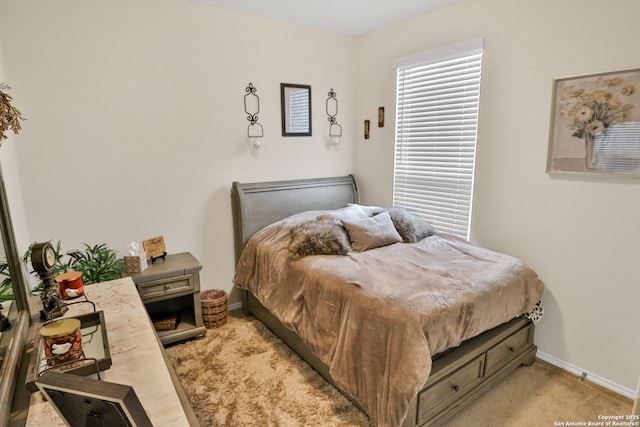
[123, 254, 148, 274]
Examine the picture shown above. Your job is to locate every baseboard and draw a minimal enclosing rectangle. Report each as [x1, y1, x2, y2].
[537, 351, 636, 400]
[228, 301, 243, 312]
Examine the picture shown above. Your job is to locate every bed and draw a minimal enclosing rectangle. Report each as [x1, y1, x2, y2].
[231, 175, 544, 427]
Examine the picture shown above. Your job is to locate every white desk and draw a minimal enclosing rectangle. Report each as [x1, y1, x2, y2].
[25, 277, 195, 426]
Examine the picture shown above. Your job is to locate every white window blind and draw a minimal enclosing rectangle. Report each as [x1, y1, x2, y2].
[393, 39, 484, 239]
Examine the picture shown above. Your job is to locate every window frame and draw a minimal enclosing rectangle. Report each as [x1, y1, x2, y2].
[392, 38, 485, 239]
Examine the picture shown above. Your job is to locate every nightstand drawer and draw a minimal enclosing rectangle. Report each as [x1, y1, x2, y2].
[485, 324, 531, 374]
[137, 274, 194, 300]
[418, 354, 484, 421]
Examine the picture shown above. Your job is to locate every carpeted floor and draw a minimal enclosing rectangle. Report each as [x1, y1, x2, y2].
[165, 311, 632, 427]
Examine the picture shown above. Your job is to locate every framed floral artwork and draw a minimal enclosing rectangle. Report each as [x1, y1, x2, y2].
[547, 68, 640, 177]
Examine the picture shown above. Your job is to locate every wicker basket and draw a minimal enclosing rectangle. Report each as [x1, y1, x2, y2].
[201, 289, 228, 328]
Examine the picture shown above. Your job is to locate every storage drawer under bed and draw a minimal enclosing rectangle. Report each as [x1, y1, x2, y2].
[414, 320, 535, 426]
[485, 324, 531, 375]
[417, 354, 485, 422]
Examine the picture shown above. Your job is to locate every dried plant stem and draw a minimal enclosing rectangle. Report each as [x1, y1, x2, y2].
[0, 83, 24, 141]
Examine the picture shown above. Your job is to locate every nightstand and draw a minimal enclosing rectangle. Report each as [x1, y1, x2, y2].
[126, 252, 207, 345]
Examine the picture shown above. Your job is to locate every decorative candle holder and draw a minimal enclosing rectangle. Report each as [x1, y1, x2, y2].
[40, 318, 84, 367]
[326, 88, 342, 145]
[56, 271, 85, 299]
[244, 83, 264, 149]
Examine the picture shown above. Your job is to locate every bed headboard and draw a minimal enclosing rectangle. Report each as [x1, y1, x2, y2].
[231, 175, 358, 263]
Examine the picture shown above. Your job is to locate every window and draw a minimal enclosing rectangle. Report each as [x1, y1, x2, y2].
[393, 38, 484, 239]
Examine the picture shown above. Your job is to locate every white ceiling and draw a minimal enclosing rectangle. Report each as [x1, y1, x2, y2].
[189, 0, 459, 36]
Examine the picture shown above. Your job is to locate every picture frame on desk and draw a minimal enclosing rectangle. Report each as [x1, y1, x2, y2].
[142, 236, 167, 263]
[35, 371, 152, 427]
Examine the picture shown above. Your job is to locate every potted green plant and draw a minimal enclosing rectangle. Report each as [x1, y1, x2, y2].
[66, 243, 121, 285]
[0, 261, 13, 301]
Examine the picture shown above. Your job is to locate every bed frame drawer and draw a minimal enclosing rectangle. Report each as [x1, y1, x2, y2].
[485, 322, 532, 375]
[417, 354, 485, 422]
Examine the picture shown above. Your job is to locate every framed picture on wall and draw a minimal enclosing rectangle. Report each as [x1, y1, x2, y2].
[281, 83, 312, 137]
[547, 67, 640, 177]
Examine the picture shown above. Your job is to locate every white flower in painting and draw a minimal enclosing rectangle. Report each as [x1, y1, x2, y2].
[575, 106, 593, 122]
[586, 120, 605, 136]
[622, 85, 635, 96]
[603, 77, 623, 87]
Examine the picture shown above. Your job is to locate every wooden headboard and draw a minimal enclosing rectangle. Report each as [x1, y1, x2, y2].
[231, 175, 358, 263]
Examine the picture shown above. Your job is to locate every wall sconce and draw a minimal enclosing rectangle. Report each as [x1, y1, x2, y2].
[244, 82, 263, 149]
[326, 88, 342, 146]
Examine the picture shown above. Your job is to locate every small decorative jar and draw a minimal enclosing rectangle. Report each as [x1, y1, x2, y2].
[56, 271, 84, 299]
[40, 318, 84, 367]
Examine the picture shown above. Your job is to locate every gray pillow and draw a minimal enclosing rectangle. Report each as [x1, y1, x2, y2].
[387, 207, 435, 243]
[289, 219, 351, 259]
[342, 211, 403, 252]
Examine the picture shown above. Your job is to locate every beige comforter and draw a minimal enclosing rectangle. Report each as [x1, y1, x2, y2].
[233, 211, 544, 427]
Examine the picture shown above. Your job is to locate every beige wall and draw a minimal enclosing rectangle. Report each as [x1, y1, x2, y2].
[0, 0, 356, 302]
[354, 0, 640, 394]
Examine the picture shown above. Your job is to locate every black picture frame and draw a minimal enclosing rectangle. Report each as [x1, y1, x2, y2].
[281, 83, 312, 136]
[35, 370, 152, 427]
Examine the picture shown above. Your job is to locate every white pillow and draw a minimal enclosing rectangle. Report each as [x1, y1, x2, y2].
[316, 204, 370, 222]
[347, 203, 385, 217]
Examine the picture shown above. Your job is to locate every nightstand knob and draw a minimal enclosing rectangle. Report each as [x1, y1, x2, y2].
[451, 384, 459, 392]
[164, 284, 170, 291]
